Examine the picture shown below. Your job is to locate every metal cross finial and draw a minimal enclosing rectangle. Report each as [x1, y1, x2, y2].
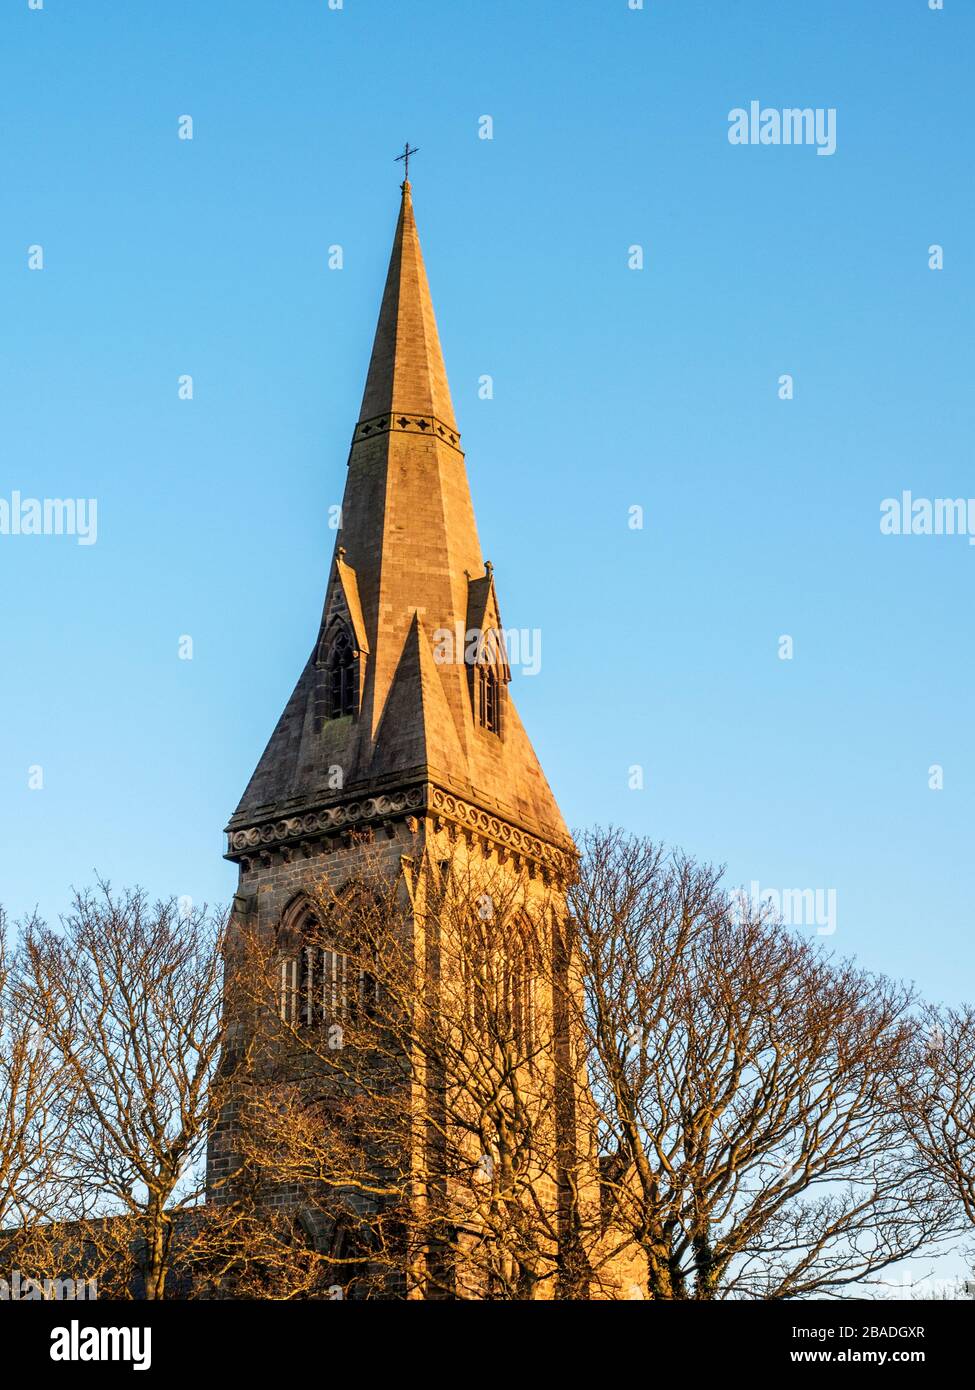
[395, 141, 419, 183]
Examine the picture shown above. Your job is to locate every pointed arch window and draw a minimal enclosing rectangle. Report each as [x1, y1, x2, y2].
[463, 916, 536, 1055]
[322, 622, 358, 719]
[476, 662, 502, 736]
[504, 935, 536, 1053]
[276, 898, 376, 1028]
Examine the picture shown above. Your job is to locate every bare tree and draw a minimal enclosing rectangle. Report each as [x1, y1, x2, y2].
[901, 1003, 975, 1234]
[0, 909, 74, 1236]
[18, 884, 236, 1299]
[569, 828, 954, 1299]
[10, 831, 956, 1303]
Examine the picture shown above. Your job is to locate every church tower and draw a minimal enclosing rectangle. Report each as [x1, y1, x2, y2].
[213, 179, 601, 1297]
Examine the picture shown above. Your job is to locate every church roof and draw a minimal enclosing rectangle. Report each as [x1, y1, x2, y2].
[228, 180, 571, 853]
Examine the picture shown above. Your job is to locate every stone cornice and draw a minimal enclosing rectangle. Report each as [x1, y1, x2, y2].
[427, 785, 574, 868]
[225, 781, 573, 873]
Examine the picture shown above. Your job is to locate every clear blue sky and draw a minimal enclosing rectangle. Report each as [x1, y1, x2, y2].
[2, 0, 972, 1010]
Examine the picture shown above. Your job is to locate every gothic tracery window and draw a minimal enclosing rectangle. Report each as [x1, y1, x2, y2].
[277, 900, 375, 1028]
[323, 623, 357, 719]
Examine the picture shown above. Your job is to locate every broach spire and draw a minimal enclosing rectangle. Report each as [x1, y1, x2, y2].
[226, 179, 570, 859]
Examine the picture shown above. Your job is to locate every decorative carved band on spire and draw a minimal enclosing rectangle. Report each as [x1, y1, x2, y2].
[349, 411, 462, 460]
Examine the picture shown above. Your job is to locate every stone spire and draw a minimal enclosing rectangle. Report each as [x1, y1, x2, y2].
[357, 181, 458, 434]
[226, 181, 571, 862]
